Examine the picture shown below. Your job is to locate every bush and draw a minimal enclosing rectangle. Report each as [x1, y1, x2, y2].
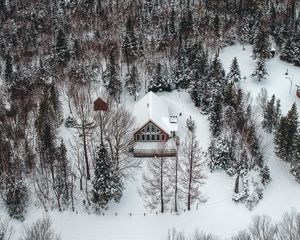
[20, 217, 61, 240]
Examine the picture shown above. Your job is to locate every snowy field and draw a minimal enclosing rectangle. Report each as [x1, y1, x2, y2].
[4, 44, 300, 240]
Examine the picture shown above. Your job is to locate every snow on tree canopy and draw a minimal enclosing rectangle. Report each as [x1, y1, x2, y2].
[133, 91, 178, 135]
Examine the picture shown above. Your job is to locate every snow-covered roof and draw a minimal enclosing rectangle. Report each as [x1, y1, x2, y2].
[133, 91, 178, 134]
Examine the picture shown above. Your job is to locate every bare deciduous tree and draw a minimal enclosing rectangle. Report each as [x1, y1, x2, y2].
[249, 215, 277, 240]
[70, 85, 95, 180]
[0, 218, 14, 240]
[97, 101, 140, 179]
[276, 210, 300, 240]
[140, 144, 172, 213]
[180, 127, 207, 211]
[20, 217, 61, 240]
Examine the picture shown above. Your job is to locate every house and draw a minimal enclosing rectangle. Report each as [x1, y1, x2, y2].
[132, 91, 179, 158]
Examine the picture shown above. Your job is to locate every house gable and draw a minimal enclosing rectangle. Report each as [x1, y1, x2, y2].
[134, 120, 169, 142]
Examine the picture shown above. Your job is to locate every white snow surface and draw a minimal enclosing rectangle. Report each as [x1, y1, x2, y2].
[2, 44, 300, 240]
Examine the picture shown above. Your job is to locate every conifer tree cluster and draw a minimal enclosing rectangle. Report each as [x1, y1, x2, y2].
[274, 103, 300, 182]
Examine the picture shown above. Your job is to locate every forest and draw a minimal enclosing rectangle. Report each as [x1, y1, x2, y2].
[0, 0, 300, 239]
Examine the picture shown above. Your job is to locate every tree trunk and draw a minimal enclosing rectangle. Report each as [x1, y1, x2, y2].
[100, 111, 103, 145]
[234, 174, 240, 193]
[174, 147, 179, 212]
[187, 139, 194, 211]
[160, 157, 164, 213]
[83, 132, 90, 180]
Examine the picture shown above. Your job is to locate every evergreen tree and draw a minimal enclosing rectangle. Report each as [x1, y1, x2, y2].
[4, 154, 28, 221]
[251, 59, 268, 81]
[291, 133, 300, 182]
[262, 94, 276, 133]
[53, 140, 70, 210]
[122, 17, 139, 65]
[125, 65, 141, 101]
[207, 55, 226, 107]
[189, 49, 210, 109]
[103, 48, 122, 102]
[260, 165, 272, 186]
[293, 32, 300, 66]
[209, 94, 223, 137]
[252, 23, 271, 60]
[274, 103, 299, 162]
[246, 123, 263, 168]
[4, 175, 28, 221]
[227, 57, 241, 84]
[274, 99, 282, 129]
[4, 53, 13, 83]
[280, 33, 296, 63]
[148, 63, 171, 92]
[56, 29, 70, 66]
[173, 36, 190, 89]
[91, 144, 123, 209]
[209, 135, 235, 172]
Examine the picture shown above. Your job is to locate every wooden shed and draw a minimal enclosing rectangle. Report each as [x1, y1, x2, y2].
[94, 98, 108, 112]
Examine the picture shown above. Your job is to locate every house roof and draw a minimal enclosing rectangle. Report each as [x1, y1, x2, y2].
[133, 91, 178, 134]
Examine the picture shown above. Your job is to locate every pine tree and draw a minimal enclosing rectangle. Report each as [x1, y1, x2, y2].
[103, 48, 122, 102]
[209, 94, 223, 137]
[293, 32, 300, 66]
[173, 36, 190, 89]
[53, 140, 70, 210]
[125, 65, 141, 101]
[291, 133, 300, 182]
[274, 99, 282, 129]
[209, 136, 233, 171]
[4, 53, 13, 83]
[4, 154, 28, 221]
[262, 94, 276, 133]
[189, 49, 210, 110]
[148, 63, 171, 92]
[260, 165, 272, 186]
[208, 55, 226, 103]
[280, 34, 296, 63]
[251, 59, 268, 81]
[122, 17, 139, 65]
[4, 175, 28, 221]
[252, 23, 271, 60]
[246, 123, 263, 168]
[227, 57, 241, 84]
[56, 29, 70, 66]
[274, 103, 299, 162]
[91, 144, 123, 209]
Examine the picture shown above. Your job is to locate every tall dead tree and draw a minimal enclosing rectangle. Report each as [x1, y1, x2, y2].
[98, 101, 139, 178]
[140, 144, 171, 213]
[71, 86, 95, 180]
[180, 124, 206, 211]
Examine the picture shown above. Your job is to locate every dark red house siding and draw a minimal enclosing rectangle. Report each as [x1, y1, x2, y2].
[134, 121, 169, 142]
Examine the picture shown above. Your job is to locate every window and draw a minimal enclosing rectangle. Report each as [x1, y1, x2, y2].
[136, 135, 140, 141]
[142, 135, 145, 141]
[161, 134, 165, 141]
[156, 135, 160, 141]
[151, 124, 155, 132]
[147, 135, 150, 141]
[152, 135, 155, 141]
[146, 125, 150, 132]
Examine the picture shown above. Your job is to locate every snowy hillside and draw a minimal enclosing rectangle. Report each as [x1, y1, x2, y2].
[1, 1, 300, 239]
[2, 44, 300, 240]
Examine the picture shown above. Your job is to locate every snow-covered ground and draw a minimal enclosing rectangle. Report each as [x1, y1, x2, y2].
[4, 44, 300, 240]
